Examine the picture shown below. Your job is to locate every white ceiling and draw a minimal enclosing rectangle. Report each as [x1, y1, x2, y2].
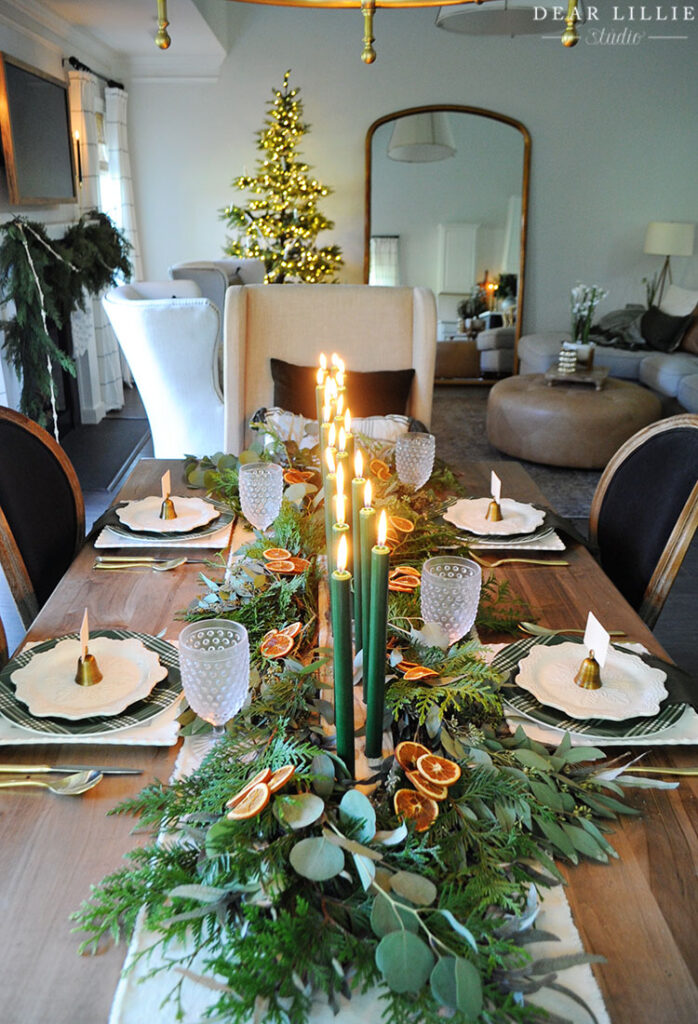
[42, 0, 227, 77]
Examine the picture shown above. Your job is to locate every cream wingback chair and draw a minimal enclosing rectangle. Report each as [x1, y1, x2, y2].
[223, 284, 437, 454]
[168, 259, 266, 343]
[103, 281, 224, 458]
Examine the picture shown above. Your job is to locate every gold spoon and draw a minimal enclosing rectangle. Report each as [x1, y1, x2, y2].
[518, 621, 626, 638]
[470, 553, 569, 569]
[93, 557, 188, 572]
[0, 769, 103, 795]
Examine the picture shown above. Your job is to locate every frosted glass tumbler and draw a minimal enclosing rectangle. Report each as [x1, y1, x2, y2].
[420, 556, 482, 645]
[178, 619, 250, 736]
[395, 433, 435, 490]
[239, 461, 283, 530]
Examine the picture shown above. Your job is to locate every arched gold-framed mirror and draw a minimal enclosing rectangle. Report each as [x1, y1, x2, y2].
[364, 105, 530, 376]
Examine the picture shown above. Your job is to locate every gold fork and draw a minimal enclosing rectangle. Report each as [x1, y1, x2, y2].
[470, 552, 569, 569]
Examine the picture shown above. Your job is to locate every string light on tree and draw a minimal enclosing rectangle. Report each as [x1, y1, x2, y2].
[220, 70, 344, 284]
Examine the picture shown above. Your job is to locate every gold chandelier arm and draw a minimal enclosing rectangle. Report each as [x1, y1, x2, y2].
[561, 0, 580, 47]
[155, 0, 172, 50]
[361, 1, 376, 64]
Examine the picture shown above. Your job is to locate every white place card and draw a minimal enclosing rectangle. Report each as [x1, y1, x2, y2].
[490, 470, 502, 503]
[583, 611, 610, 668]
[161, 470, 171, 501]
[80, 607, 89, 659]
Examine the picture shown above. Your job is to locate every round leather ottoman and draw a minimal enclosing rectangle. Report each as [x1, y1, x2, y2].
[486, 374, 662, 469]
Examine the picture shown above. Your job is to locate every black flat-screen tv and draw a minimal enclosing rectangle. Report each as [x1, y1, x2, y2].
[0, 53, 76, 206]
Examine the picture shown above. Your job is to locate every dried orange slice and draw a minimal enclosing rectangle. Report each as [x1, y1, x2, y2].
[298, 470, 315, 481]
[393, 788, 439, 832]
[392, 577, 420, 589]
[260, 633, 295, 659]
[370, 458, 391, 480]
[290, 556, 311, 572]
[264, 547, 292, 561]
[390, 516, 415, 534]
[283, 469, 308, 485]
[395, 660, 419, 672]
[403, 666, 439, 680]
[262, 628, 279, 643]
[265, 559, 296, 574]
[395, 740, 431, 772]
[389, 582, 414, 593]
[268, 764, 296, 793]
[280, 621, 302, 639]
[416, 753, 461, 787]
[227, 782, 270, 820]
[395, 565, 421, 578]
[225, 767, 272, 808]
[407, 770, 448, 802]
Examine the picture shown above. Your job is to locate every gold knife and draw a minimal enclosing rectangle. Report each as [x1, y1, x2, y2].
[0, 763, 143, 775]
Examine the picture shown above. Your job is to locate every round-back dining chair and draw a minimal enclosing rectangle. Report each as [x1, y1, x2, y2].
[0, 612, 7, 668]
[589, 413, 698, 629]
[0, 406, 85, 628]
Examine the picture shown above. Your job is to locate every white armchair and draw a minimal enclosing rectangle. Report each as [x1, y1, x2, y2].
[223, 283, 437, 454]
[102, 281, 224, 458]
[168, 259, 266, 333]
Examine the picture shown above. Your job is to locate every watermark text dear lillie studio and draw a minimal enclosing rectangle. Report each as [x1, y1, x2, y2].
[534, 6, 695, 45]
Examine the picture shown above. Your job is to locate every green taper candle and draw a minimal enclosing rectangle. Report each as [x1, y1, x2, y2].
[332, 493, 350, 582]
[323, 454, 336, 573]
[351, 463, 365, 653]
[365, 509, 390, 759]
[330, 535, 355, 775]
[359, 485, 377, 670]
[315, 368, 326, 428]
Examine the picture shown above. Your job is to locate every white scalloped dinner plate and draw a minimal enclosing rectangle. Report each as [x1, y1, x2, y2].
[443, 497, 546, 536]
[11, 636, 168, 719]
[116, 496, 220, 534]
[515, 642, 668, 721]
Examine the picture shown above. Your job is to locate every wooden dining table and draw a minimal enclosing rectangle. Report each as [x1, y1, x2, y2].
[0, 457, 696, 1024]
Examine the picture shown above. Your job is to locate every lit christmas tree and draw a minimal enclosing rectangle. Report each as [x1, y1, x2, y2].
[220, 71, 343, 284]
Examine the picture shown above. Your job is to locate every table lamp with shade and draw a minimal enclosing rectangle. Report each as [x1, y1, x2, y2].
[643, 221, 695, 306]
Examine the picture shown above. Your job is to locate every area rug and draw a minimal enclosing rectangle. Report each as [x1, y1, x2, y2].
[61, 417, 151, 492]
[431, 386, 600, 520]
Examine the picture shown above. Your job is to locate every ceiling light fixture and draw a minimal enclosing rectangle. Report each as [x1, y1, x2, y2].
[155, 0, 171, 50]
[229, 0, 582, 63]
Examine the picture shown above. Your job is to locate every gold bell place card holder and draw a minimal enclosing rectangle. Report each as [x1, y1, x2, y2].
[75, 608, 103, 686]
[574, 611, 610, 690]
[485, 470, 503, 523]
[316, 354, 394, 778]
[160, 470, 177, 520]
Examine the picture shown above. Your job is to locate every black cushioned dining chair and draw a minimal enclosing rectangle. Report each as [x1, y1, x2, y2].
[0, 407, 85, 628]
[0, 613, 7, 669]
[589, 413, 698, 630]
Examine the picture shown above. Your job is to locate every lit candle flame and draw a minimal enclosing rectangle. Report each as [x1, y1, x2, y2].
[316, 367, 324, 386]
[322, 401, 331, 423]
[336, 459, 344, 497]
[319, 352, 327, 371]
[335, 492, 346, 526]
[74, 129, 80, 143]
[336, 391, 344, 418]
[325, 447, 336, 474]
[331, 352, 340, 368]
[336, 369, 345, 390]
[328, 422, 336, 448]
[344, 408, 352, 435]
[338, 426, 346, 453]
[328, 376, 338, 400]
[335, 356, 345, 375]
[377, 509, 387, 546]
[364, 479, 372, 508]
[354, 448, 363, 479]
[80, 607, 89, 661]
[337, 534, 348, 573]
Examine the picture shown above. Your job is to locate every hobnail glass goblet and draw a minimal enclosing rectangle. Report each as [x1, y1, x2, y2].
[178, 619, 250, 739]
[238, 461, 284, 531]
[395, 433, 435, 490]
[420, 556, 482, 646]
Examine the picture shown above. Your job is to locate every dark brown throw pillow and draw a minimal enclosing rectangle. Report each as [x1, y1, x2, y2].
[641, 306, 694, 353]
[679, 306, 698, 355]
[270, 359, 415, 419]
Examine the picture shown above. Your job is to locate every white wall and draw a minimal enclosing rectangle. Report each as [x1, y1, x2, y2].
[125, 8, 698, 335]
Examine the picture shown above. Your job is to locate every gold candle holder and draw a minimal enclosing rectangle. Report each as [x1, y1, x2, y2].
[75, 653, 103, 686]
[574, 650, 602, 690]
[485, 499, 503, 522]
[159, 497, 177, 520]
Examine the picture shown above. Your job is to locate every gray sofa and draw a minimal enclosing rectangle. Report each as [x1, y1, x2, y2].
[518, 334, 698, 414]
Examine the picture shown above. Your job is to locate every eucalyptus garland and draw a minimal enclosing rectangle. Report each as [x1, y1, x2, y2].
[0, 211, 131, 426]
[74, 445, 657, 1022]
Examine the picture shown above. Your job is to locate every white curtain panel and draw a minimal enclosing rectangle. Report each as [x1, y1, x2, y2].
[104, 88, 144, 281]
[369, 236, 400, 287]
[68, 70, 125, 412]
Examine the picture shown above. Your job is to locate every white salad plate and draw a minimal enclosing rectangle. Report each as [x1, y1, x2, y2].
[515, 641, 668, 721]
[116, 496, 220, 534]
[443, 497, 546, 536]
[11, 636, 169, 719]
